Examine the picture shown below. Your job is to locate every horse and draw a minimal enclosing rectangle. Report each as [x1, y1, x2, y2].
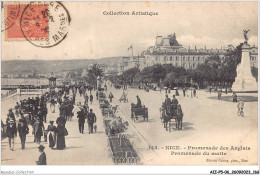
[175, 105, 183, 130]
[160, 103, 183, 131]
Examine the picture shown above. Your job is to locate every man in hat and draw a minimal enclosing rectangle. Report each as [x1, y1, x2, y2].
[6, 108, 15, 124]
[135, 95, 141, 108]
[6, 119, 17, 151]
[164, 95, 171, 115]
[18, 113, 29, 150]
[77, 108, 86, 134]
[36, 145, 47, 165]
[33, 117, 45, 144]
[108, 92, 114, 103]
[171, 95, 179, 115]
[87, 109, 96, 134]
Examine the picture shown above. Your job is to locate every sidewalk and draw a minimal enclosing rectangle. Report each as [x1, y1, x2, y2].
[1, 98, 113, 165]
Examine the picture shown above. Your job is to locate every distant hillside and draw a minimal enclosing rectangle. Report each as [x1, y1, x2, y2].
[1, 57, 121, 74]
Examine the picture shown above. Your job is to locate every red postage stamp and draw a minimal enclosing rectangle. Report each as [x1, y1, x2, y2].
[3, 1, 70, 47]
[5, 3, 49, 41]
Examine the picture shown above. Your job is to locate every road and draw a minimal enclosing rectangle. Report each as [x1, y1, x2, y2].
[107, 86, 258, 165]
[1, 86, 258, 165]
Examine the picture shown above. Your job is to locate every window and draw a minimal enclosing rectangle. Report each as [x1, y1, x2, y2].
[193, 56, 195, 61]
[187, 56, 190, 61]
[175, 63, 178, 67]
[176, 56, 179, 61]
[193, 63, 196, 67]
[170, 56, 172, 61]
[198, 57, 200, 61]
[164, 56, 167, 61]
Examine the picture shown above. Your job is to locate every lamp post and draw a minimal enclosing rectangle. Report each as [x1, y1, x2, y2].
[190, 78, 193, 98]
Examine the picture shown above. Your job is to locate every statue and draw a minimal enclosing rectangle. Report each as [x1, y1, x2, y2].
[243, 29, 250, 42]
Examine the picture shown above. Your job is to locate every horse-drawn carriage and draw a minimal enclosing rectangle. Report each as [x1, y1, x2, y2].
[159, 102, 183, 132]
[130, 103, 148, 122]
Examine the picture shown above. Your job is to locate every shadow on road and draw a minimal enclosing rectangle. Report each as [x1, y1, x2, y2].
[208, 95, 258, 102]
[62, 146, 82, 150]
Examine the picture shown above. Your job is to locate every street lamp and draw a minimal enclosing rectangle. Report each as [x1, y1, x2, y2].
[190, 78, 193, 98]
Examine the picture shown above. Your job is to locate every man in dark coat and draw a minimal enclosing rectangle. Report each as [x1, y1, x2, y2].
[77, 108, 85, 134]
[6, 109, 15, 124]
[36, 145, 47, 165]
[87, 109, 96, 134]
[33, 118, 45, 144]
[89, 94, 93, 104]
[171, 95, 179, 115]
[136, 95, 141, 108]
[108, 92, 114, 103]
[18, 113, 29, 150]
[164, 95, 171, 115]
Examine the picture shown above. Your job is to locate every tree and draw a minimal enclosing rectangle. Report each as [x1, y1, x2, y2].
[120, 67, 140, 85]
[87, 64, 104, 87]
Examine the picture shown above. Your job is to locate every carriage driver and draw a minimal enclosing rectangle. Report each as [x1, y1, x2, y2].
[165, 95, 171, 115]
[135, 95, 142, 108]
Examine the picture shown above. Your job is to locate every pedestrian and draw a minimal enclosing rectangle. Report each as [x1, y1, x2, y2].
[87, 109, 96, 134]
[90, 93, 93, 104]
[36, 145, 47, 165]
[183, 87, 186, 97]
[33, 117, 45, 144]
[84, 93, 89, 105]
[56, 123, 67, 150]
[232, 92, 238, 103]
[6, 108, 15, 124]
[77, 108, 85, 134]
[50, 98, 56, 113]
[217, 89, 222, 100]
[47, 121, 56, 149]
[96, 91, 99, 100]
[18, 113, 29, 150]
[14, 102, 20, 118]
[41, 104, 48, 123]
[193, 88, 197, 98]
[108, 92, 114, 103]
[6, 119, 17, 151]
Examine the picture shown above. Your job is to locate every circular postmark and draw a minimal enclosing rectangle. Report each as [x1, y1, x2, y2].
[20, 1, 71, 48]
[1, 1, 20, 32]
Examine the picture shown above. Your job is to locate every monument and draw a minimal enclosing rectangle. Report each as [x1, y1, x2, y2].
[232, 30, 258, 92]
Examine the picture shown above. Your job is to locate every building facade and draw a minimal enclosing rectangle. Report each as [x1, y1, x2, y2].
[117, 33, 258, 74]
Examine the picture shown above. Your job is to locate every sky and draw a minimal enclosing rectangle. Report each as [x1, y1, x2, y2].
[2, 1, 258, 61]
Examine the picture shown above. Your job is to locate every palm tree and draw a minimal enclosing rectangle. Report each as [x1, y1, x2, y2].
[88, 64, 104, 88]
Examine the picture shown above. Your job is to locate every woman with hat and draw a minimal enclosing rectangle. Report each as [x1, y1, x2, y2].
[6, 119, 17, 151]
[47, 121, 56, 149]
[36, 145, 46, 165]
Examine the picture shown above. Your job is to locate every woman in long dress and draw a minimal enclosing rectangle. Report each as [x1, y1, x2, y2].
[47, 121, 56, 149]
[56, 123, 67, 150]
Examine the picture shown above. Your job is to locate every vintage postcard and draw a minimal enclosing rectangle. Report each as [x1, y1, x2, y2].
[1, 0, 259, 170]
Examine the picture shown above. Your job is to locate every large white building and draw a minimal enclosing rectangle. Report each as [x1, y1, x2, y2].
[117, 33, 258, 74]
